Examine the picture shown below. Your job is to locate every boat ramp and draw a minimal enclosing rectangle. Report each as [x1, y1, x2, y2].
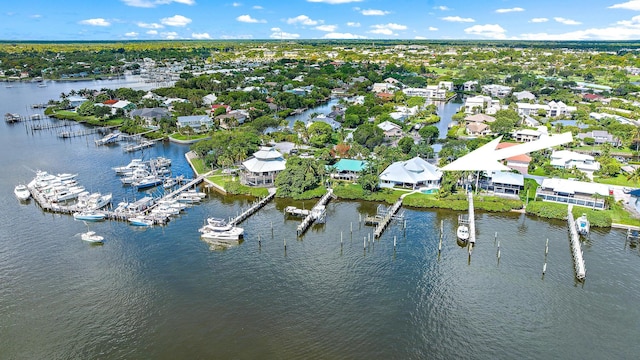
[567, 205, 587, 280]
[296, 189, 335, 236]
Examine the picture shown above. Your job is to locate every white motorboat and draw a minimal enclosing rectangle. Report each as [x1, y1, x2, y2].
[14, 184, 31, 201]
[199, 217, 244, 241]
[133, 175, 163, 190]
[128, 216, 154, 226]
[73, 211, 106, 222]
[576, 213, 590, 236]
[77, 192, 112, 210]
[457, 225, 470, 241]
[112, 159, 144, 175]
[52, 186, 85, 202]
[81, 231, 104, 243]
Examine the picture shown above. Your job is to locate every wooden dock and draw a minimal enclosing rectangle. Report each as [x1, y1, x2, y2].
[229, 188, 276, 226]
[58, 126, 115, 139]
[468, 191, 476, 245]
[373, 196, 404, 238]
[296, 189, 334, 236]
[567, 205, 586, 280]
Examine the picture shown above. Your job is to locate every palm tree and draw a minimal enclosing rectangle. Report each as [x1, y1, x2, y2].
[626, 167, 640, 185]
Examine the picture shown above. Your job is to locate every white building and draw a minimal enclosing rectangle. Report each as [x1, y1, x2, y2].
[463, 95, 501, 114]
[372, 82, 397, 93]
[536, 178, 610, 209]
[463, 80, 478, 92]
[378, 121, 403, 138]
[481, 84, 512, 98]
[516, 101, 576, 118]
[379, 157, 443, 190]
[550, 150, 600, 173]
[241, 147, 287, 187]
[176, 115, 213, 133]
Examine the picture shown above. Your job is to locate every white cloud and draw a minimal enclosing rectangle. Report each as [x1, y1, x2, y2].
[520, 15, 640, 40]
[137, 22, 164, 29]
[307, 0, 363, 4]
[435, 6, 450, 11]
[441, 16, 475, 23]
[554, 17, 581, 25]
[347, 22, 360, 27]
[323, 32, 366, 39]
[360, 9, 390, 16]
[220, 34, 253, 39]
[79, 18, 111, 26]
[146, 30, 158, 35]
[316, 24, 337, 32]
[609, 0, 640, 10]
[287, 15, 320, 26]
[161, 15, 192, 27]
[496, 7, 524, 13]
[252, 5, 263, 9]
[369, 23, 407, 36]
[232, 2, 241, 6]
[192, 32, 211, 39]
[30, 14, 42, 19]
[429, 26, 438, 31]
[125, 31, 138, 37]
[464, 24, 507, 39]
[161, 31, 179, 39]
[237, 14, 266, 23]
[270, 30, 300, 39]
[530, 18, 548, 23]
[121, 0, 195, 8]
[415, 36, 427, 39]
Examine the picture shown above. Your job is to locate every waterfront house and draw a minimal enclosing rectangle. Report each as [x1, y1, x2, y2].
[463, 95, 501, 114]
[379, 156, 442, 190]
[550, 150, 600, 174]
[484, 171, 524, 196]
[513, 90, 536, 101]
[465, 113, 496, 123]
[111, 100, 136, 115]
[241, 147, 286, 187]
[176, 115, 213, 133]
[308, 114, 342, 131]
[513, 129, 542, 142]
[463, 80, 478, 92]
[577, 130, 621, 147]
[130, 107, 171, 126]
[67, 95, 88, 108]
[378, 121, 403, 138]
[329, 159, 367, 182]
[536, 178, 610, 209]
[217, 110, 248, 129]
[372, 82, 397, 93]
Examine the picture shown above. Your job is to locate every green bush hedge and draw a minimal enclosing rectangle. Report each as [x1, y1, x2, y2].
[525, 201, 612, 227]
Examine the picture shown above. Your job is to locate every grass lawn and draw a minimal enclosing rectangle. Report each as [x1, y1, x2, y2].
[190, 157, 209, 175]
[207, 174, 269, 197]
[593, 174, 640, 187]
[170, 132, 209, 141]
[333, 183, 405, 204]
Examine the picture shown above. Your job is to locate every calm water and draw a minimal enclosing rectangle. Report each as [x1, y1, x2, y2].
[1, 82, 640, 359]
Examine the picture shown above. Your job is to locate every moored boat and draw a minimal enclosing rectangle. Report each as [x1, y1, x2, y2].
[199, 217, 244, 241]
[73, 211, 106, 221]
[128, 216, 154, 226]
[457, 225, 470, 242]
[14, 184, 31, 201]
[576, 213, 590, 236]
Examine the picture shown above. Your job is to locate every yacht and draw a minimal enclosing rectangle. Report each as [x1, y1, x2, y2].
[199, 217, 244, 241]
[112, 159, 145, 175]
[81, 231, 104, 243]
[73, 211, 106, 222]
[94, 132, 120, 146]
[14, 184, 31, 201]
[576, 213, 590, 236]
[133, 175, 163, 190]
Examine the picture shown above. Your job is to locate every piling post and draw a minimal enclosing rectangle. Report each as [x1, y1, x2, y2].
[394, 235, 397, 249]
[350, 222, 353, 234]
[284, 238, 287, 251]
[494, 232, 497, 244]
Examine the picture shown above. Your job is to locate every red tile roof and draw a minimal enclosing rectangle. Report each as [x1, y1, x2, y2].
[103, 99, 118, 105]
[496, 142, 532, 163]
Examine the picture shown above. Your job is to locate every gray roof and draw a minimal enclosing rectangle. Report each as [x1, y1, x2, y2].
[379, 157, 442, 184]
[491, 171, 524, 186]
[130, 107, 170, 119]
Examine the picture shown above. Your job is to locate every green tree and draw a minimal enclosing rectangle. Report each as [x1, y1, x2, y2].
[353, 123, 384, 150]
[275, 156, 325, 198]
[398, 136, 415, 154]
[418, 125, 440, 143]
[490, 109, 520, 136]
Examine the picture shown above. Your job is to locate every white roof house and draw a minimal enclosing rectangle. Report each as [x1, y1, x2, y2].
[378, 121, 403, 138]
[202, 93, 218, 105]
[550, 150, 600, 173]
[513, 90, 536, 101]
[241, 147, 287, 187]
[176, 115, 213, 133]
[481, 84, 512, 98]
[379, 157, 443, 190]
[536, 178, 610, 209]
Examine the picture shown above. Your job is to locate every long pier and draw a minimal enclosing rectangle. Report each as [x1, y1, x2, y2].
[297, 188, 334, 236]
[567, 205, 587, 280]
[58, 126, 115, 139]
[229, 188, 276, 226]
[468, 191, 476, 245]
[373, 195, 404, 238]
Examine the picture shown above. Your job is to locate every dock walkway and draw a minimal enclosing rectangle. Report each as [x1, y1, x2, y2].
[297, 189, 334, 236]
[229, 188, 276, 226]
[468, 191, 476, 245]
[373, 194, 406, 238]
[567, 205, 587, 280]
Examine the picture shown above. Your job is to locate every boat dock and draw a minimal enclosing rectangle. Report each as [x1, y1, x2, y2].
[285, 206, 311, 217]
[229, 188, 276, 226]
[296, 188, 334, 236]
[468, 191, 476, 245]
[567, 205, 587, 280]
[373, 196, 404, 238]
[58, 126, 117, 139]
[27, 172, 208, 226]
[123, 140, 156, 153]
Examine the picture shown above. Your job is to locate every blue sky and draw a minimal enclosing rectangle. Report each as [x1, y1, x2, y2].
[3, 0, 640, 41]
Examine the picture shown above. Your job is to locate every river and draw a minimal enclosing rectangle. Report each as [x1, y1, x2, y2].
[1, 81, 640, 359]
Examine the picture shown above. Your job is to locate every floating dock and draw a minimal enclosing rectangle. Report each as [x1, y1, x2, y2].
[296, 189, 334, 236]
[567, 205, 586, 280]
[229, 188, 276, 226]
[373, 196, 404, 238]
